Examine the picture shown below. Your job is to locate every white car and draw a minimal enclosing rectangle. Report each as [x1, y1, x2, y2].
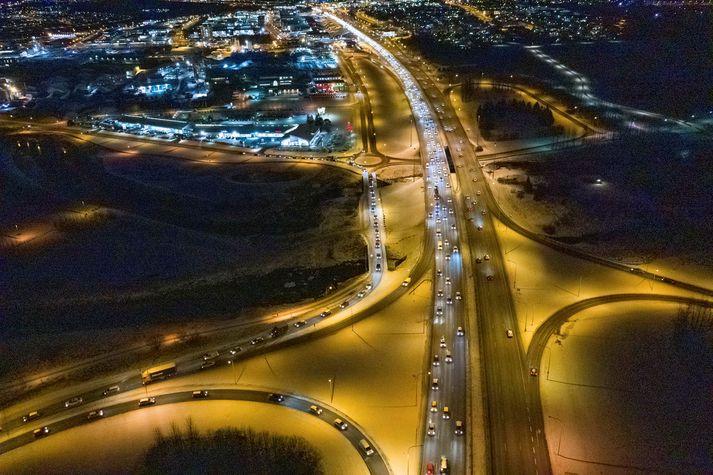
[64, 397, 83, 408]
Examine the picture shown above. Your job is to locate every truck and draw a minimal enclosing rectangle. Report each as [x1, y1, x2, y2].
[270, 325, 288, 338]
[141, 362, 177, 385]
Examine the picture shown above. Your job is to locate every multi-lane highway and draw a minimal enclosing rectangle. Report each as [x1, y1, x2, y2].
[6, 9, 710, 475]
[326, 12, 473, 474]
[407, 50, 552, 475]
[332, 12, 556, 474]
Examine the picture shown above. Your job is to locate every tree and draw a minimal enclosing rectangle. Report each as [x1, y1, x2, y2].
[524, 175, 533, 194]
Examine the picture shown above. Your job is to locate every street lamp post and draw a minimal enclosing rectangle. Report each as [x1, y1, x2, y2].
[228, 360, 238, 385]
[328, 376, 336, 404]
[410, 116, 414, 148]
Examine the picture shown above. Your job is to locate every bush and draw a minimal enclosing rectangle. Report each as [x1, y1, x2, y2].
[139, 419, 325, 475]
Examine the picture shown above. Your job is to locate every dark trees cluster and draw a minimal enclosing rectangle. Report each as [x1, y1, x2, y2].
[477, 99, 555, 132]
[140, 421, 325, 475]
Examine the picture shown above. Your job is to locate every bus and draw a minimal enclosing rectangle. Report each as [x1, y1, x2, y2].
[141, 362, 177, 385]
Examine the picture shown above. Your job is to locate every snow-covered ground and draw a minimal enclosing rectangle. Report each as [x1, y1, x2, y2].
[378, 179, 426, 268]
[541, 301, 713, 474]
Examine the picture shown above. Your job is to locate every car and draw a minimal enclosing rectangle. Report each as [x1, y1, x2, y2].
[64, 397, 83, 408]
[440, 455, 449, 474]
[310, 405, 323, 415]
[452, 246, 458, 253]
[506, 329, 514, 338]
[448, 208, 454, 215]
[486, 275, 494, 281]
[320, 310, 332, 318]
[445, 351, 453, 363]
[436, 307, 443, 316]
[483, 254, 490, 261]
[365, 283, 373, 290]
[431, 378, 439, 390]
[426, 462, 435, 475]
[87, 410, 104, 420]
[445, 277, 451, 285]
[230, 346, 242, 355]
[293, 320, 307, 328]
[477, 225, 483, 231]
[334, 418, 348, 430]
[455, 291, 462, 300]
[138, 397, 156, 407]
[200, 360, 215, 370]
[268, 393, 284, 403]
[202, 351, 219, 361]
[251, 337, 264, 345]
[192, 390, 209, 398]
[357, 290, 366, 298]
[454, 420, 464, 435]
[436, 268, 443, 277]
[430, 400, 438, 412]
[446, 297, 453, 305]
[481, 210, 487, 216]
[456, 327, 464, 336]
[445, 253, 451, 261]
[440, 336, 446, 348]
[339, 301, 350, 309]
[476, 190, 481, 196]
[432, 354, 440, 366]
[451, 224, 457, 230]
[442, 406, 450, 419]
[33, 426, 50, 438]
[22, 411, 40, 423]
[437, 289, 444, 297]
[103, 385, 120, 397]
[427, 423, 436, 436]
[475, 257, 482, 264]
[530, 367, 539, 377]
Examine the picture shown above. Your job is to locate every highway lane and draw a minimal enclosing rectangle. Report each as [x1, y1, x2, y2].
[0, 389, 389, 475]
[325, 12, 472, 474]
[378, 31, 552, 474]
[443, 83, 551, 475]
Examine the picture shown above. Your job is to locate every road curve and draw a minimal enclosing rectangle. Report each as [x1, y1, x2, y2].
[525, 293, 713, 470]
[0, 388, 390, 475]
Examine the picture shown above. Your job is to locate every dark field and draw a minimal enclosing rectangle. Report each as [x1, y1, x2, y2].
[489, 133, 713, 262]
[0, 134, 366, 338]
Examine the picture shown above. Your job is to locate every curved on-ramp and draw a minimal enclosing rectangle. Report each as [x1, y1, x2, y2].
[0, 388, 390, 475]
[525, 293, 713, 470]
